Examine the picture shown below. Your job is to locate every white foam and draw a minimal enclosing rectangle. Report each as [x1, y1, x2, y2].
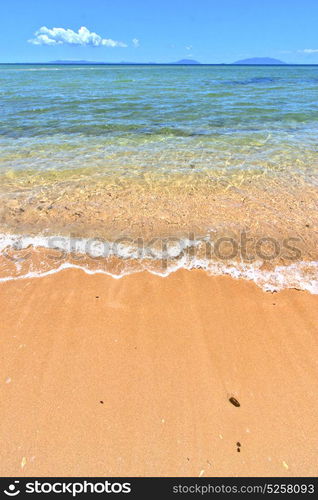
[0, 262, 126, 283]
[0, 233, 317, 293]
[0, 233, 203, 260]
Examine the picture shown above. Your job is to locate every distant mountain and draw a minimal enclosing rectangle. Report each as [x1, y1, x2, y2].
[173, 59, 201, 64]
[49, 60, 150, 64]
[48, 59, 201, 65]
[50, 60, 81, 64]
[233, 57, 286, 65]
[49, 60, 104, 64]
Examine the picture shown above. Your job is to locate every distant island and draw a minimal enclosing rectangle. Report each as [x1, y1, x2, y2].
[173, 59, 201, 65]
[13, 57, 293, 66]
[48, 59, 201, 65]
[233, 57, 286, 65]
[49, 60, 101, 64]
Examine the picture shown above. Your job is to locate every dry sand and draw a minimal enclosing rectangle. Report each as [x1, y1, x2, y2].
[0, 268, 317, 477]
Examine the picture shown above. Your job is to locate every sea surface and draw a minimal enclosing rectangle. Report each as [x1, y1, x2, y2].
[0, 64, 317, 291]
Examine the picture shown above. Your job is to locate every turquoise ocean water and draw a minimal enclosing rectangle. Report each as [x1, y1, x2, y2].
[0, 64, 317, 176]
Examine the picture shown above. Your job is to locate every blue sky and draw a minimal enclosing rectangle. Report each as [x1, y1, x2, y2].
[1, 0, 318, 63]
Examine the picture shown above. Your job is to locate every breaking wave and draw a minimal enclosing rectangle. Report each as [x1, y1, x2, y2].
[0, 233, 317, 294]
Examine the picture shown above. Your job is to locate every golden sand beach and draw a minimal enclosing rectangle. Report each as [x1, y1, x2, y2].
[1, 268, 317, 477]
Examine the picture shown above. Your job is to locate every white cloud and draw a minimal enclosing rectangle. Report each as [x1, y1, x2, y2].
[298, 48, 318, 53]
[185, 45, 192, 51]
[132, 38, 140, 48]
[29, 26, 127, 47]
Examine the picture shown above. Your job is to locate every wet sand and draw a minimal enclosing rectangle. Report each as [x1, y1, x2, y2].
[0, 268, 317, 477]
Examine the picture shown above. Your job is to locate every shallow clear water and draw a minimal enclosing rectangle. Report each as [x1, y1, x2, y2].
[0, 64, 317, 291]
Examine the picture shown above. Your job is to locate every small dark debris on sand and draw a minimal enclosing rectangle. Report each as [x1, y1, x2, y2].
[229, 397, 240, 407]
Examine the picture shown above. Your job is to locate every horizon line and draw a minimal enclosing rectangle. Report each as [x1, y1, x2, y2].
[1, 62, 318, 66]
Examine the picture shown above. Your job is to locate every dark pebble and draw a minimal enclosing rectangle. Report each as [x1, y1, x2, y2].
[229, 397, 240, 407]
